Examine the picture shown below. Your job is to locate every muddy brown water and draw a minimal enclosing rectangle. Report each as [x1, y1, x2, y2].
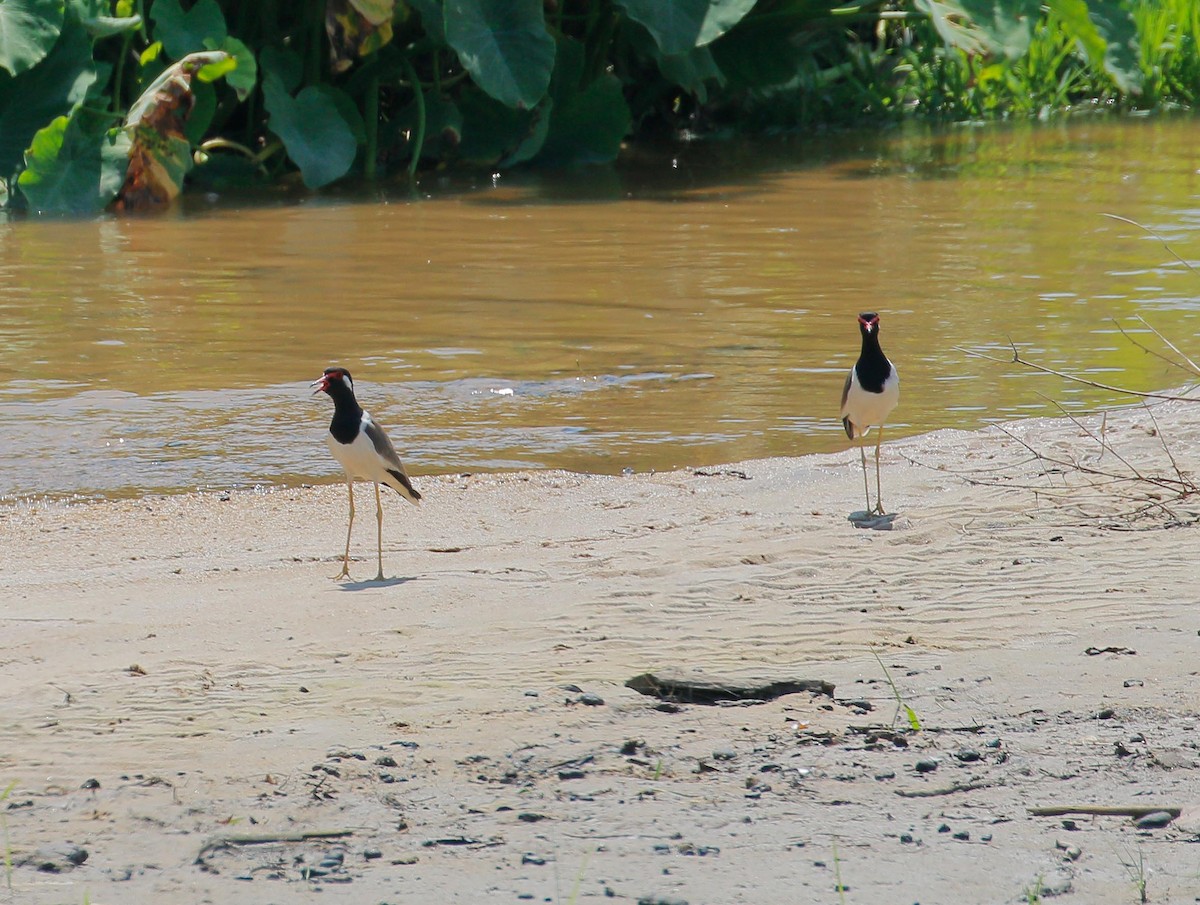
[2, 117, 1199, 501]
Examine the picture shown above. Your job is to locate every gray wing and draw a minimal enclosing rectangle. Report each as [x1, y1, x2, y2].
[364, 415, 422, 501]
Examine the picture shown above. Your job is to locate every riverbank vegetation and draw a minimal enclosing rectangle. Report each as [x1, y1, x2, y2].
[0, 0, 1196, 213]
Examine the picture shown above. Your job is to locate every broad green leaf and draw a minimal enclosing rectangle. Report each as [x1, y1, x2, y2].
[500, 99, 549, 166]
[537, 71, 628, 166]
[201, 35, 255, 100]
[535, 36, 629, 165]
[0, 13, 96, 177]
[350, 0, 394, 25]
[959, 0, 1038, 60]
[386, 88, 462, 161]
[626, 20, 724, 100]
[408, 0, 445, 46]
[18, 110, 131, 213]
[456, 84, 540, 163]
[262, 78, 358, 188]
[150, 0, 226, 61]
[1084, 0, 1142, 93]
[613, 0, 755, 54]
[0, 0, 64, 76]
[259, 44, 302, 95]
[67, 0, 140, 38]
[445, 0, 554, 109]
[913, 0, 989, 55]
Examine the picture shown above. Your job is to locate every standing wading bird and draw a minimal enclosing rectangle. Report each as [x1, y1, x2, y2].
[312, 367, 421, 580]
[840, 312, 899, 516]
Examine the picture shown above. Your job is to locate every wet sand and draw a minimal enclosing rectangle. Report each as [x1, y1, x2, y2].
[3, 403, 1200, 904]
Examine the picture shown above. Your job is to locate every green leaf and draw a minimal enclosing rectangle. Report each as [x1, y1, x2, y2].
[0, 0, 64, 76]
[1083, 0, 1142, 93]
[67, 0, 140, 38]
[904, 705, 922, 732]
[445, 0, 554, 109]
[408, 0, 445, 45]
[18, 110, 131, 213]
[959, 0, 1038, 60]
[538, 71, 628, 166]
[913, 0, 989, 55]
[259, 44, 302, 95]
[536, 37, 629, 166]
[150, 0, 226, 61]
[613, 0, 755, 54]
[0, 13, 96, 177]
[262, 79, 358, 188]
[183, 78, 215, 144]
[201, 35, 255, 101]
[456, 84, 540, 164]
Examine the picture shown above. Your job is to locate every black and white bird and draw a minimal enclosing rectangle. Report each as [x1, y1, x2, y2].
[311, 367, 421, 580]
[840, 312, 899, 516]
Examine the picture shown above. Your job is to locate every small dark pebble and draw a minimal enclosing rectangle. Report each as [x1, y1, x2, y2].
[31, 844, 89, 872]
[874, 771, 896, 781]
[81, 778, 100, 790]
[954, 749, 981, 763]
[1097, 708, 1116, 720]
[517, 894, 534, 901]
[518, 812, 547, 823]
[579, 693, 605, 706]
[1134, 811, 1174, 829]
[521, 853, 547, 866]
[560, 684, 583, 693]
[638, 897, 689, 905]
[299, 686, 310, 693]
[523, 689, 539, 697]
[899, 833, 914, 844]
[621, 740, 644, 755]
[378, 773, 395, 783]
[363, 849, 382, 860]
[938, 824, 951, 834]
[652, 844, 672, 854]
[981, 833, 993, 843]
[712, 748, 736, 761]
[558, 769, 587, 781]
[984, 739, 1002, 749]
[953, 831, 970, 841]
[914, 759, 939, 774]
[1124, 679, 1144, 688]
[390, 740, 420, 749]
[1062, 819, 1079, 831]
[655, 702, 682, 713]
[375, 755, 398, 767]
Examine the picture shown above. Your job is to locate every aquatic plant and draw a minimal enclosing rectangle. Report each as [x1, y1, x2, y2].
[0, 0, 1190, 213]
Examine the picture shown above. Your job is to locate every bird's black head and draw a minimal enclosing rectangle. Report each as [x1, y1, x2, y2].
[311, 366, 355, 398]
[857, 312, 880, 335]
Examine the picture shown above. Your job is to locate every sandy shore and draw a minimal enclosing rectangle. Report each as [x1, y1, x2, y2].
[3, 403, 1200, 904]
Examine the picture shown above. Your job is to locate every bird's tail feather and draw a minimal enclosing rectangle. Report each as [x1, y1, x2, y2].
[385, 469, 422, 504]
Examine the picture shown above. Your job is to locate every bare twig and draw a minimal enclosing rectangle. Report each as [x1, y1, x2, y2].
[1102, 212, 1200, 280]
[957, 344, 1198, 403]
[1029, 804, 1180, 818]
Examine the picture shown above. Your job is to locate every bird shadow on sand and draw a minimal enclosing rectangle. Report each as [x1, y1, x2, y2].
[337, 576, 417, 592]
[848, 511, 902, 530]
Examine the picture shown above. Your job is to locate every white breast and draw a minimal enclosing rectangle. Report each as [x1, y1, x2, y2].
[327, 426, 387, 482]
[842, 366, 899, 435]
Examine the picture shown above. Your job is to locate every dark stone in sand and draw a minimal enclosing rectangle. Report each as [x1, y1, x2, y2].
[626, 670, 834, 704]
[579, 693, 605, 706]
[638, 897, 689, 905]
[914, 759, 939, 773]
[955, 749, 982, 763]
[81, 778, 100, 790]
[374, 755, 398, 767]
[1135, 811, 1175, 829]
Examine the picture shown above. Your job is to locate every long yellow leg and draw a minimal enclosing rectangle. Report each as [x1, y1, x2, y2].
[335, 479, 354, 580]
[374, 482, 385, 581]
[859, 443, 871, 514]
[874, 427, 886, 515]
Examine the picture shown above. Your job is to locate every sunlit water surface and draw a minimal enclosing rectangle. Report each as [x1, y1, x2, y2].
[3, 117, 1200, 501]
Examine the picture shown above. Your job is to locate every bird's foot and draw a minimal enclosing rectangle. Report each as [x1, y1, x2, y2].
[332, 563, 352, 581]
[373, 570, 386, 582]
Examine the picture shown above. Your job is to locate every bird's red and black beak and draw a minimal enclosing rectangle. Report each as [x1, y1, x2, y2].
[311, 374, 330, 396]
[857, 313, 880, 332]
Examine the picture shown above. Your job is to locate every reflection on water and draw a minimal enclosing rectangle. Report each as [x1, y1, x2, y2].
[2, 117, 1200, 501]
